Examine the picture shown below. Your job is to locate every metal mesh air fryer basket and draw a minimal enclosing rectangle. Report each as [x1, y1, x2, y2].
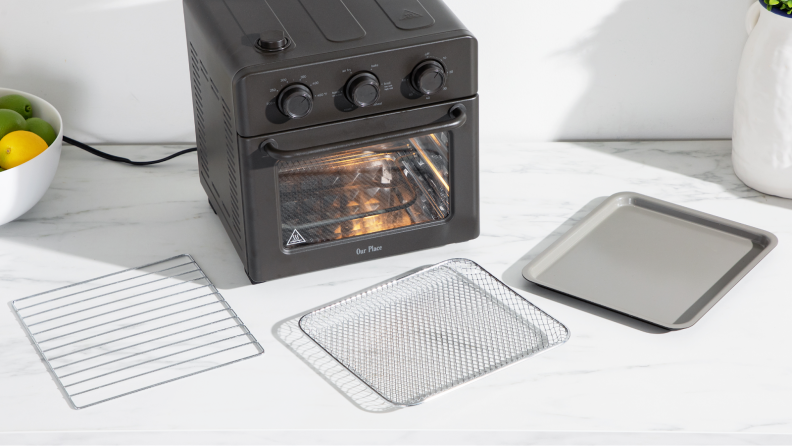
[299, 259, 570, 406]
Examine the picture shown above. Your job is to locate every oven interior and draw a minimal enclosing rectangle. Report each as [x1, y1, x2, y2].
[277, 132, 452, 248]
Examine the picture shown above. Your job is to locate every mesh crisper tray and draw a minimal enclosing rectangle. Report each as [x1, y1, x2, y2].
[299, 259, 570, 406]
[11, 255, 264, 409]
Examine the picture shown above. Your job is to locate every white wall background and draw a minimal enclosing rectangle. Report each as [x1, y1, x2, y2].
[0, 0, 754, 144]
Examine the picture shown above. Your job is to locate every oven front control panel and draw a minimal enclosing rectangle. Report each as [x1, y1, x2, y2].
[234, 37, 476, 137]
[275, 59, 446, 119]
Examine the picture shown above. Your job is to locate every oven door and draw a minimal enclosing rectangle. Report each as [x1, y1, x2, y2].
[238, 96, 478, 282]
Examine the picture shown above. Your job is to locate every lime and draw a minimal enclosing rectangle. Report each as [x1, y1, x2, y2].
[25, 118, 56, 146]
[0, 109, 26, 141]
[0, 130, 48, 169]
[0, 94, 33, 120]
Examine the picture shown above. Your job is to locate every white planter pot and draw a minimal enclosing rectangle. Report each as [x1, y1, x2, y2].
[733, 2, 792, 198]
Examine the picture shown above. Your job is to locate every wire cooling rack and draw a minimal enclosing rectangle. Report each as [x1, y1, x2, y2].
[299, 258, 570, 407]
[11, 254, 264, 409]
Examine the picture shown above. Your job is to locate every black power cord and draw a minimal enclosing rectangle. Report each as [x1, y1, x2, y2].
[63, 136, 197, 166]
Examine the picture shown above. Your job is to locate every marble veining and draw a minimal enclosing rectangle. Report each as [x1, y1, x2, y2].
[0, 141, 790, 444]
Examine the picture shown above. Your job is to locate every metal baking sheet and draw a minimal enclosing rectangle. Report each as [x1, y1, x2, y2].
[522, 192, 777, 330]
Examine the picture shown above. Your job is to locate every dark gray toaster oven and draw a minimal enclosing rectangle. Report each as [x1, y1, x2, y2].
[183, 0, 479, 282]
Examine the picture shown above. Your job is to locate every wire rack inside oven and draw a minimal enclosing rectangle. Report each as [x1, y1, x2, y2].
[11, 254, 264, 409]
[299, 258, 570, 407]
[277, 135, 451, 248]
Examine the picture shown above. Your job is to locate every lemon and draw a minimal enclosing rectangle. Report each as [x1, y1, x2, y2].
[0, 131, 48, 169]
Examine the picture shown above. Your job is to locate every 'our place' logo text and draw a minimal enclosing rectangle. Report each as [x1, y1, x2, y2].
[356, 245, 383, 255]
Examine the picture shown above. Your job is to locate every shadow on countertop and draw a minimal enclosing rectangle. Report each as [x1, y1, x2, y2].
[567, 141, 792, 212]
[501, 197, 670, 335]
[271, 266, 430, 414]
[0, 146, 254, 291]
[545, 0, 792, 211]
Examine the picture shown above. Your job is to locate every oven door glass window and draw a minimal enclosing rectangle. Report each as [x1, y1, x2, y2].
[277, 132, 451, 248]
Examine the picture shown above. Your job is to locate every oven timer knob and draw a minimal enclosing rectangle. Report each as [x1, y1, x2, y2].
[411, 60, 447, 95]
[345, 72, 380, 108]
[277, 84, 314, 119]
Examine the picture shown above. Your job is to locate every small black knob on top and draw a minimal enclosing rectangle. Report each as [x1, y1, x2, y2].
[411, 60, 447, 95]
[345, 72, 381, 108]
[257, 30, 290, 52]
[277, 84, 313, 119]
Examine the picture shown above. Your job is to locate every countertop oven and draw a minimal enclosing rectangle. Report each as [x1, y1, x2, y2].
[184, 0, 478, 282]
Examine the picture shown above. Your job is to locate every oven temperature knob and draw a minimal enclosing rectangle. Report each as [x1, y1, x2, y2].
[277, 84, 314, 119]
[345, 72, 380, 108]
[411, 60, 446, 95]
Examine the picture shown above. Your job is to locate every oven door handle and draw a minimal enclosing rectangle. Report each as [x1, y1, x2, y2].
[261, 103, 467, 161]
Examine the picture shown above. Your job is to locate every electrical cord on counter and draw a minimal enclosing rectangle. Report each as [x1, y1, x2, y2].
[63, 136, 197, 166]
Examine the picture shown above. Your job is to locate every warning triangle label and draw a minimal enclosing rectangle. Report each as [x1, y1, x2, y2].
[286, 229, 306, 246]
[401, 9, 423, 20]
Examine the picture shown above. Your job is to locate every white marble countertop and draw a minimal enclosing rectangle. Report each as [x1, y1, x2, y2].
[1, 141, 790, 445]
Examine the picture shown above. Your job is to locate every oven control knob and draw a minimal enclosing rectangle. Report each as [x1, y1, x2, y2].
[411, 60, 446, 95]
[257, 29, 290, 52]
[277, 84, 313, 119]
[345, 72, 381, 108]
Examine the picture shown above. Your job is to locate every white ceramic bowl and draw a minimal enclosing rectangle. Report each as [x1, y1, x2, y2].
[0, 87, 63, 225]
